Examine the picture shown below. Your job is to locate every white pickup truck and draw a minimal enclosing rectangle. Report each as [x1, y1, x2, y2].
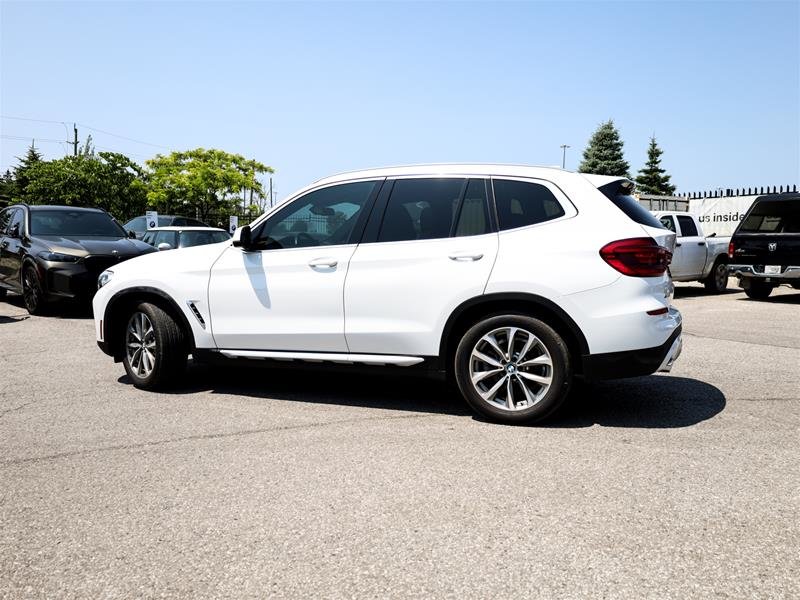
[652, 212, 730, 293]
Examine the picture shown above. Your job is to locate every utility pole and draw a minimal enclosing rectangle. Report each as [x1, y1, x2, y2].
[560, 144, 570, 169]
[268, 177, 273, 208]
[70, 123, 78, 156]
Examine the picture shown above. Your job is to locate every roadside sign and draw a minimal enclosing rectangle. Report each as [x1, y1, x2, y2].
[146, 210, 159, 230]
[229, 215, 238, 234]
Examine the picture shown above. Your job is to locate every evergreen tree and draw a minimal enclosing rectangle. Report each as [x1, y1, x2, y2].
[578, 120, 630, 177]
[635, 136, 676, 195]
[13, 144, 44, 197]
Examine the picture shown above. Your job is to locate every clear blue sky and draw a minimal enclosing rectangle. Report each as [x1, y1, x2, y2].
[1, 0, 798, 200]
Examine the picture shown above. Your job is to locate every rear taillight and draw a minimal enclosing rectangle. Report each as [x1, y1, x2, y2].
[600, 237, 672, 277]
[728, 241, 734, 259]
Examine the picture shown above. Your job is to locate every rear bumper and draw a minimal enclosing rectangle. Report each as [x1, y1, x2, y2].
[581, 325, 682, 381]
[729, 265, 800, 280]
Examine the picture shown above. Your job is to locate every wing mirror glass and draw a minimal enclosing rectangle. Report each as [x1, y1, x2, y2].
[157, 242, 172, 251]
[8, 224, 20, 238]
[128, 230, 137, 239]
[232, 224, 252, 249]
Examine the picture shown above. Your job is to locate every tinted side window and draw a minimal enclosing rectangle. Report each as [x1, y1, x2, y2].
[153, 231, 179, 248]
[126, 216, 146, 231]
[255, 180, 378, 250]
[142, 231, 155, 245]
[659, 215, 676, 232]
[8, 209, 24, 236]
[493, 179, 565, 231]
[0, 209, 11, 234]
[676, 215, 699, 237]
[454, 179, 491, 237]
[378, 178, 465, 243]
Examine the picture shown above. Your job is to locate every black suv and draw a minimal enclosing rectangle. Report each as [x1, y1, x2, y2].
[729, 193, 800, 299]
[0, 204, 155, 314]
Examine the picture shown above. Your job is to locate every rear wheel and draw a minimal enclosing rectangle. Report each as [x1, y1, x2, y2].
[703, 258, 729, 293]
[743, 280, 774, 300]
[454, 315, 572, 424]
[122, 302, 187, 389]
[22, 264, 45, 315]
[0, 287, 6, 299]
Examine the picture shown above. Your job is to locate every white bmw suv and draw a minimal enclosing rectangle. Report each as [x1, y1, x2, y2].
[93, 164, 681, 424]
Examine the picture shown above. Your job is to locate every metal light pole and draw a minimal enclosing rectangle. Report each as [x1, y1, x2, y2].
[560, 144, 570, 169]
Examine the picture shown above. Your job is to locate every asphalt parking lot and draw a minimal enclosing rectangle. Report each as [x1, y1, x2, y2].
[1, 283, 798, 599]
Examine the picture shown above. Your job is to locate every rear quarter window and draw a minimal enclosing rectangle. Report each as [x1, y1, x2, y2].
[492, 179, 565, 231]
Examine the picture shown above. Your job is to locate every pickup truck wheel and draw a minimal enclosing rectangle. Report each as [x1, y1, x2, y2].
[703, 258, 729, 293]
[743, 280, 774, 300]
[454, 315, 572, 425]
[122, 302, 187, 389]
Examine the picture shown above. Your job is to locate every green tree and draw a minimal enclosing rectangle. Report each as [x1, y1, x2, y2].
[21, 152, 148, 219]
[635, 136, 676, 195]
[578, 120, 630, 177]
[0, 169, 15, 203]
[145, 148, 274, 221]
[12, 144, 44, 198]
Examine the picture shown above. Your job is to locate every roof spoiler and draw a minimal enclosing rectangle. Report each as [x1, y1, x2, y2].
[581, 174, 635, 200]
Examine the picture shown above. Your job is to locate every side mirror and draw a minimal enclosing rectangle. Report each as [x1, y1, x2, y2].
[157, 242, 172, 251]
[128, 230, 137, 239]
[232, 224, 252, 249]
[8, 224, 20, 239]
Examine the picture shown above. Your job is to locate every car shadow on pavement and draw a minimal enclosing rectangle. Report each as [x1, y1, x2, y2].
[120, 363, 725, 428]
[550, 376, 726, 428]
[672, 285, 741, 299]
[736, 292, 800, 304]
[2, 294, 93, 319]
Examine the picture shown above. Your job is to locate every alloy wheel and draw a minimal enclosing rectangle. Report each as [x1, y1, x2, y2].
[468, 326, 553, 412]
[23, 268, 40, 313]
[126, 312, 157, 378]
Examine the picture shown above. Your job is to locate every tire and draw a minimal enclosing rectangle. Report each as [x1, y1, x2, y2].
[122, 302, 187, 389]
[743, 280, 774, 300]
[703, 258, 729, 293]
[454, 314, 572, 424]
[22, 264, 45, 315]
[0, 287, 6, 299]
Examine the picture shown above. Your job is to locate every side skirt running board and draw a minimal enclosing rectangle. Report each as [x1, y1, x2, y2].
[217, 349, 425, 367]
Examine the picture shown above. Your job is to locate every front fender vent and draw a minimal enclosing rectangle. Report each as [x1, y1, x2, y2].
[186, 301, 206, 329]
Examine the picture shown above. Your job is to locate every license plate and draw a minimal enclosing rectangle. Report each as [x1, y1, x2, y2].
[765, 265, 781, 275]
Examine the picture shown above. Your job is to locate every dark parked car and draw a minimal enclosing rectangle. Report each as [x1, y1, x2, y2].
[123, 215, 209, 239]
[729, 193, 800, 299]
[0, 204, 156, 314]
[141, 226, 231, 250]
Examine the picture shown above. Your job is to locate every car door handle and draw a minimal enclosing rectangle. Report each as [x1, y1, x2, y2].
[308, 257, 338, 269]
[697, 241, 706, 246]
[675, 243, 682, 247]
[449, 252, 483, 262]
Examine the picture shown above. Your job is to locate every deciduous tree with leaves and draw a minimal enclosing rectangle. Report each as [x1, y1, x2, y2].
[578, 120, 630, 177]
[20, 152, 148, 219]
[145, 149, 273, 221]
[635, 136, 676, 195]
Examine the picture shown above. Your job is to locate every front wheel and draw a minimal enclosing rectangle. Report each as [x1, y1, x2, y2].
[122, 302, 187, 389]
[703, 258, 729, 293]
[22, 264, 45, 315]
[454, 315, 572, 424]
[743, 280, 774, 300]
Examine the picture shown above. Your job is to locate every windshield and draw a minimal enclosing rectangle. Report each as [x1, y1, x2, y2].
[739, 199, 800, 233]
[31, 210, 126, 237]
